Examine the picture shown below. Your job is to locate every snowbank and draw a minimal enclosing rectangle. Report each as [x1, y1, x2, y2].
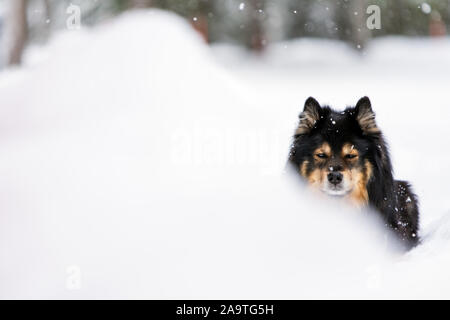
[0, 9, 449, 299]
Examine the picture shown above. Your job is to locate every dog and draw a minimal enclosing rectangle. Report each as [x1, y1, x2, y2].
[288, 96, 419, 248]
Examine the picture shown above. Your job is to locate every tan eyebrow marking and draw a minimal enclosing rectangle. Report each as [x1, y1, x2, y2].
[341, 143, 359, 157]
[314, 142, 331, 157]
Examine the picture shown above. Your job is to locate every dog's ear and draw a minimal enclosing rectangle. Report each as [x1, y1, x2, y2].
[296, 97, 321, 135]
[355, 96, 380, 135]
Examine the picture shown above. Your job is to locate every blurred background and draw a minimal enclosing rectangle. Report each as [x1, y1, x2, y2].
[1, 0, 450, 299]
[0, 0, 449, 67]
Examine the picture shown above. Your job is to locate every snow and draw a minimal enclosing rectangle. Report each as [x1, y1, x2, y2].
[1, 9, 450, 299]
[421, 3, 431, 14]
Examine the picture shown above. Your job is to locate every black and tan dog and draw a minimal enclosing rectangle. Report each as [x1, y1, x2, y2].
[289, 97, 419, 248]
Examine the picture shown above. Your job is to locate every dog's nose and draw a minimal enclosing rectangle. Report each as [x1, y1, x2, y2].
[327, 172, 343, 185]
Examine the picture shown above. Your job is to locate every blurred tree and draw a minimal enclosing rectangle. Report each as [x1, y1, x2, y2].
[28, 0, 52, 43]
[154, 0, 213, 42]
[335, 0, 353, 41]
[1, 0, 450, 67]
[129, 0, 153, 8]
[4, 0, 28, 65]
[247, 0, 266, 51]
[284, 0, 308, 38]
[348, 0, 371, 49]
[429, 10, 447, 36]
[43, 0, 50, 24]
[391, 0, 405, 34]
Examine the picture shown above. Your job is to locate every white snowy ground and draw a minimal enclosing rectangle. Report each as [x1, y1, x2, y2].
[0, 10, 450, 299]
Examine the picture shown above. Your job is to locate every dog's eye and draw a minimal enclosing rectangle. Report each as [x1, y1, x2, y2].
[345, 154, 357, 159]
[315, 153, 327, 159]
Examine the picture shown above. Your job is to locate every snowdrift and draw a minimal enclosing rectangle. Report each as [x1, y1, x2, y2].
[0, 10, 449, 299]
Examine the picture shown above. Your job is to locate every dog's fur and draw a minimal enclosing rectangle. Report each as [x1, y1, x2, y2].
[289, 97, 419, 248]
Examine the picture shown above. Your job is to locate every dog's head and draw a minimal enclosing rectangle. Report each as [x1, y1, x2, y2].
[289, 96, 387, 206]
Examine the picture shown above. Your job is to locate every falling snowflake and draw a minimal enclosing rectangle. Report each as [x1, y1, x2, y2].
[421, 3, 431, 14]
